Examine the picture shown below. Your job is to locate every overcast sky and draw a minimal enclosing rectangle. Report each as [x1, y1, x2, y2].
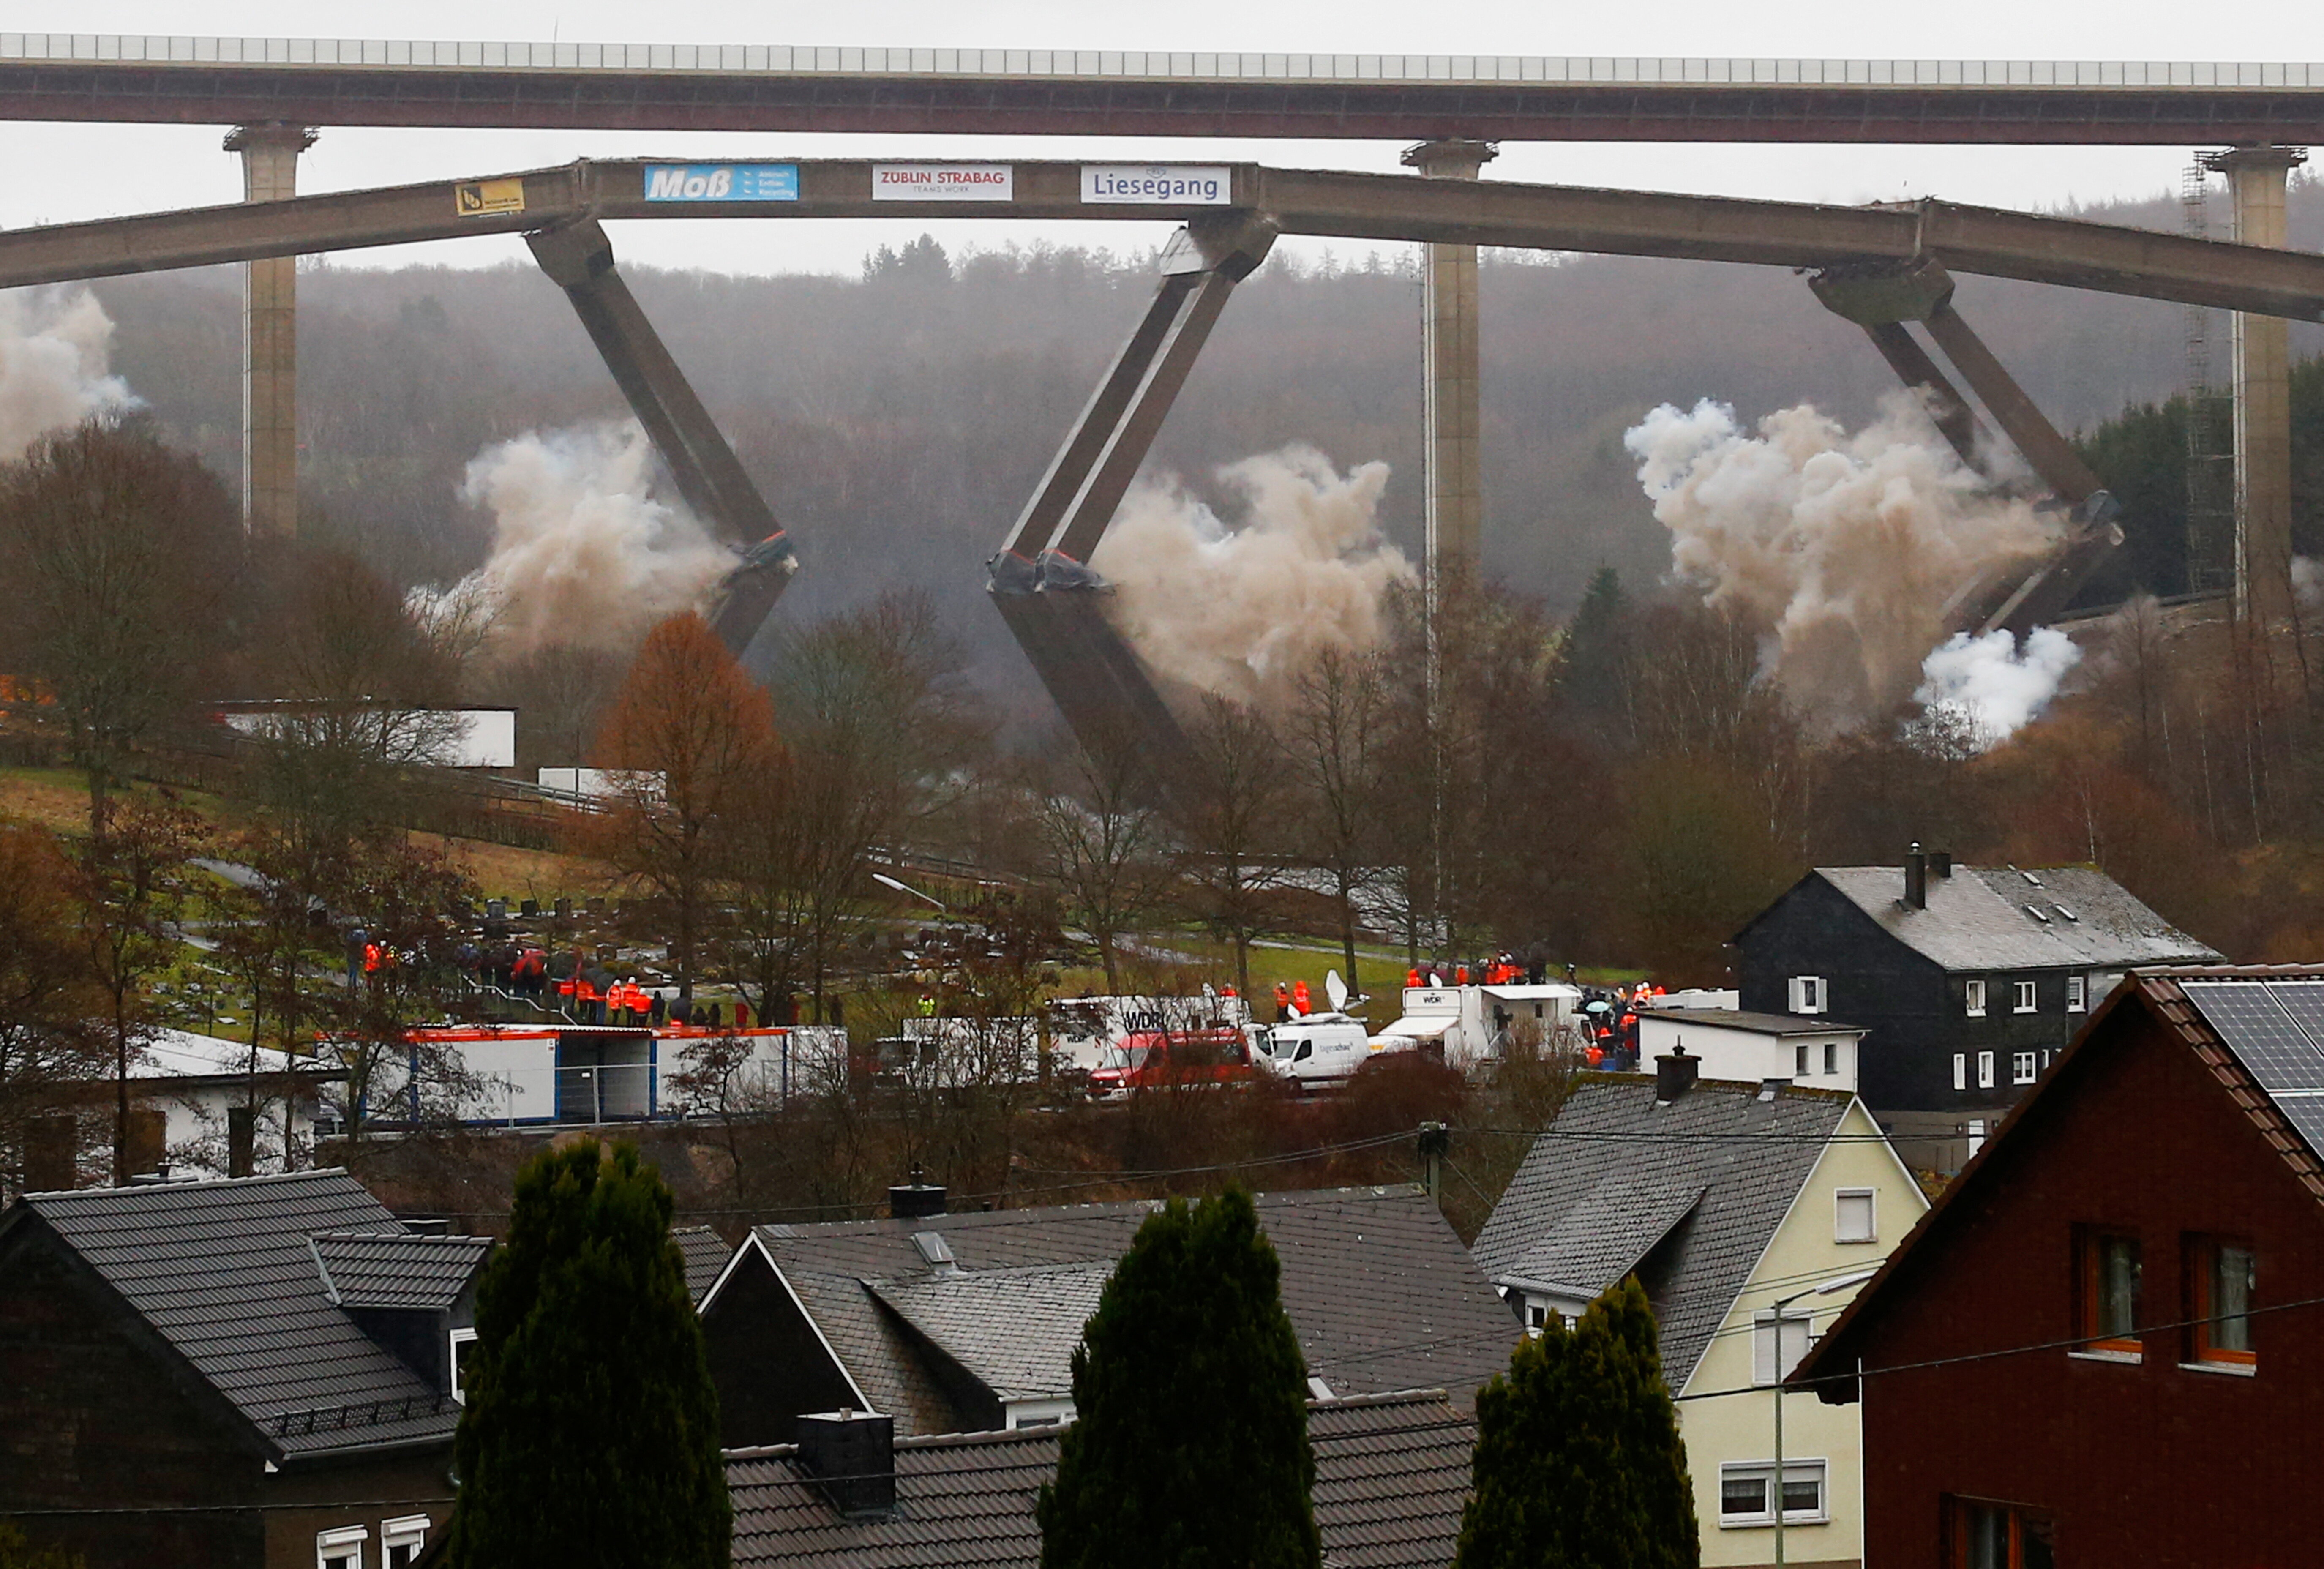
[19, 0, 2324, 276]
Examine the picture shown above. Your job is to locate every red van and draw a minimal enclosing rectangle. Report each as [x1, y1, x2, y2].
[1087, 1028, 1257, 1100]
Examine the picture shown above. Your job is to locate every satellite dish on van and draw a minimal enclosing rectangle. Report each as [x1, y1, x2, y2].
[1325, 970, 1349, 1013]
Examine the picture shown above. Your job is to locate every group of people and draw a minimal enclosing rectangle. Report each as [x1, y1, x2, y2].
[1403, 951, 1550, 990]
[1578, 980, 1667, 1071]
[1271, 979, 1314, 1021]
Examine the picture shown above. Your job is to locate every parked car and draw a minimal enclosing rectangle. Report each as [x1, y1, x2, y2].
[1087, 1028, 1257, 1100]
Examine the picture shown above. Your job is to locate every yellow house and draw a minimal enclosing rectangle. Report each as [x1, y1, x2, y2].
[1471, 1059, 1927, 1569]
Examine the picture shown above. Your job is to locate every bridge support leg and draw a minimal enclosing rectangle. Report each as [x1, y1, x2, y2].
[224, 123, 314, 535]
[1401, 139, 1496, 612]
[2205, 145, 2307, 626]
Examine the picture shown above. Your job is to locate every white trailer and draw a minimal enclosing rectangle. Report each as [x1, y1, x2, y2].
[1043, 992, 1254, 1075]
[1370, 983, 1585, 1073]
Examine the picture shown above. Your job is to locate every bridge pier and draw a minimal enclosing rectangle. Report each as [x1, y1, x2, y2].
[224, 122, 314, 536]
[1401, 139, 1496, 612]
[2204, 145, 2307, 626]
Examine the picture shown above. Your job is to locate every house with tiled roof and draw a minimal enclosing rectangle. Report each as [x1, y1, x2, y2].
[1735, 848, 2219, 1169]
[0, 1169, 492, 1569]
[1473, 1057, 1926, 1569]
[726, 1391, 1476, 1569]
[673, 1223, 734, 1305]
[1795, 966, 2324, 1568]
[700, 1184, 1520, 1447]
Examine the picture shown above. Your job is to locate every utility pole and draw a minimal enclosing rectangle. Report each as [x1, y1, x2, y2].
[1417, 1121, 1450, 1208]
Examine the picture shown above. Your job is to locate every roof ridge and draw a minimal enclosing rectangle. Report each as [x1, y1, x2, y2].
[757, 1183, 1427, 1241]
[26, 1165, 356, 1203]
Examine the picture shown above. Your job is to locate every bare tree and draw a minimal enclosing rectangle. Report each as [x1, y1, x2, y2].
[323, 838, 484, 1140]
[1171, 694, 1294, 1001]
[0, 417, 240, 829]
[0, 824, 104, 1197]
[74, 791, 206, 1182]
[1029, 720, 1172, 993]
[1285, 647, 1391, 994]
[589, 613, 777, 1006]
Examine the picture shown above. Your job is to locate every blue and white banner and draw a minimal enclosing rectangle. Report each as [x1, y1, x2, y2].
[643, 164, 800, 202]
[1081, 165, 1233, 205]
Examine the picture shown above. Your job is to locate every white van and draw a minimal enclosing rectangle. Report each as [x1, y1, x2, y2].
[1257, 1014, 1370, 1091]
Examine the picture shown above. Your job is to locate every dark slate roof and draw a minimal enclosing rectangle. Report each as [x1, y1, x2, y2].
[1806, 864, 2220, 972]
[1470, 1076, 1854, 1389]
[1494, 1172, 1705, 1301]
[311, 1231, 491, 1310]
[727, 1391, 1474, 1569]
[745, 1186, 1517, 1436]
[1637, 1007, 1865, 1037]
[676, 1225, 733, 1306]
[7, 1169, 462, 1457]
[867, 1264, 1111, 1403]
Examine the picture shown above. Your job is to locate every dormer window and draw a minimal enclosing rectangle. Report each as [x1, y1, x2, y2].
[317, 1525, 368, 1569]
[449, 1328, 478, 1404]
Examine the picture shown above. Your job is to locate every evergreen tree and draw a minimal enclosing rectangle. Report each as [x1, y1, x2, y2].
[1454, 1277, 1696, 1569]
[1038, 1187, 1320, 1569]
[1558, 566, 1632, 726]
[445, 1141, 730, 1569]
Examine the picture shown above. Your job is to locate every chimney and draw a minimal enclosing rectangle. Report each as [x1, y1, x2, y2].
[1904, 843, 1928, 911]
[1930, 849, 1953, 880]
[1655, 1046, 1698, 1104]
[796, 1410, 896, 1517]
[227, 1106, 256, 1179]
[888, 1162, 947, 1221]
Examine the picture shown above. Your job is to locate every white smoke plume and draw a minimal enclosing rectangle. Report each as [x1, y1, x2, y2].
[1626, 393, 2065, 732]
[0, 287, 138, 458]
[1090, 445, 1414, 708]
[423, 422, 734, 658]
[1913, 627, 2083, 746]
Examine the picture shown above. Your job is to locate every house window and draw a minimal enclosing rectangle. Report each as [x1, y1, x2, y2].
[1795, 1043, 1809, 1077]
[1751, 1309, 1812, 1386]
[2066, 974, 2088, 1013]
[1719, 1460, 1828, 1527]
[1789, 976, 1826, 1015]
[317, 1526, 368, 1569]
[2013, 980, 2038, 1013]
[2076, 1229, 2142, 1357]
[1965, 980, 1987, 1017]
[1823, 1041, 1838, 1075]
[1835, 1188, 1877, 1244]
[449, 1328, 479, 1404]
[1953, 1054, 1967, 1091]
[1977, 1051, 1995, 1089]
[381, 1517, 429, 1569]
[1947, 1497, 2055, 1568]
[2012, 1052, 2038, 1085]
[2188, 1236, 2257, 1369]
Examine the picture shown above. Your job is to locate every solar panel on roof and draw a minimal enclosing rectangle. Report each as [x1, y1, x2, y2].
[2180, 981, 2324, 1094]
[2263, 980, 2324, 1045]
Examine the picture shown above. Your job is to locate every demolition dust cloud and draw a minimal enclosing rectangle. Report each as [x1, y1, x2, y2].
[1627, 393, 2076, 743]
[1092, 445, 1415, 710]
[422, 421, 736, 659]
[0, 287, 138, 458]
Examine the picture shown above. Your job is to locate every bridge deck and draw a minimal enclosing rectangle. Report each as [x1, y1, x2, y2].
[3, 36, 2323, 142]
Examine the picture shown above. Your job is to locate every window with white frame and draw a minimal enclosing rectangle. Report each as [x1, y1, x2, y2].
[381, 1517, 429, 1569]
[1795, 1043, 1809, 1076]
[1788, 976, 1826, 1015]
[1751, 1310, 1812, 1386]
[2013, 1051, 2038, 1085]
[2067, 974, 2088, 1013]
[317, 1526, 368, 1569]
[449, 1328, 479, 1405]
[1835, 1188, 1877, 1244]
[1953, 1054, 1967, 1091]
[1719, 1460, 1828, 1527]
[1966, 980, 1987, 1017]
[1978, 1051, 1996, 1089]
[1823, 1041, 1839, 1075]
[2014, 980, 2039, 1013]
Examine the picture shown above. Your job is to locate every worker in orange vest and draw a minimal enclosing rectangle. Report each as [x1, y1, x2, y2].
[1292, 979, 1312, 1017]
[1455, 963, 1469, 986]
[1274, 982, 1292, 1022]
[1406, 966, 1421, 988]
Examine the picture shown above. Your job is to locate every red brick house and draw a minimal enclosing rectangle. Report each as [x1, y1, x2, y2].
[1794, 966, 2324, 1568]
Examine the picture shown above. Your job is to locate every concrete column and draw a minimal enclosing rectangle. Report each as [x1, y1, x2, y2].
[1401, 139, 1496, 610]
[2204, 145, 2306, 625]
[224, 123, 316, 535]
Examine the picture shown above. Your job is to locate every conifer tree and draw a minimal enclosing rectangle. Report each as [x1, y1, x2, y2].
[1454, 1276, 1697, 1569]
[446, 1141, 730, 1569]
[1038, 1187, 1320, 1569]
